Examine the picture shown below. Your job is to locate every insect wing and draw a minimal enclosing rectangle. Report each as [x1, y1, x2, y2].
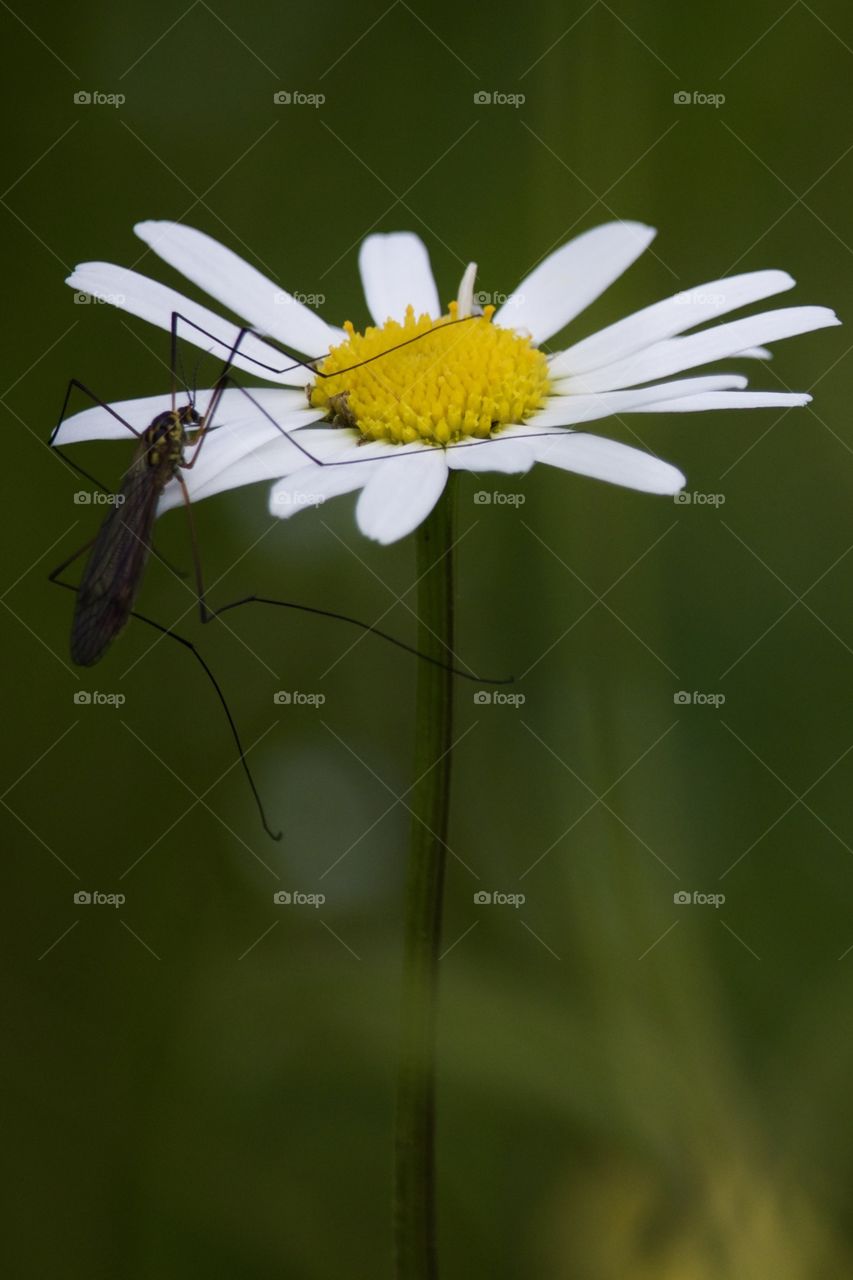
[71, 463, 159, 665]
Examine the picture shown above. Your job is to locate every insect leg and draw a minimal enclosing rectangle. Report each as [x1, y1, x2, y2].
[206, 595, 513, 686]
[49, 572, 281, 842]
[167, 309, 478, 384]
[48, 536, 97, 584]
[50, 377, 145, 448]
[171, 469, 507, 682]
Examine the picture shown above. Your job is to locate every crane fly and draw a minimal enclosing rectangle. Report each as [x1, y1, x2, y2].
[69, 402, 202, 665]
[50, 312, 511, 840]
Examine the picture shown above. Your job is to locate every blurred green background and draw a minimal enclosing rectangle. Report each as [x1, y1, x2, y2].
[3, 1, 853, 1275]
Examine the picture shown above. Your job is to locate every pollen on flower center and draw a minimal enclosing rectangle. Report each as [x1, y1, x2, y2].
[308, 302, 551, 445]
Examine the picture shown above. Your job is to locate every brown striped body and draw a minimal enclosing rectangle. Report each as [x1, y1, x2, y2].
[71, 407, 199, 666]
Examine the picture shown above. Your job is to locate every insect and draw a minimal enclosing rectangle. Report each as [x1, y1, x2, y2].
[50, 312, 510, 839]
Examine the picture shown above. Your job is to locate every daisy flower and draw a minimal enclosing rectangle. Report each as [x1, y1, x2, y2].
[56, 220, 839, 544]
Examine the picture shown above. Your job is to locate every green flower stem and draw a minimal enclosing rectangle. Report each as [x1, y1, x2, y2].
[394, 475, 456, 1280]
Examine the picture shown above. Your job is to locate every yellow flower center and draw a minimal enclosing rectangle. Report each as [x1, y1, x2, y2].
[308, 302, 550, 445]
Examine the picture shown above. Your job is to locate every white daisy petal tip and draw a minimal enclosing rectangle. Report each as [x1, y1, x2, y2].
[131, 219, 343, 357]
[494, 221, 658, 344]
[624, 388, 814, 415]
[533, 432, 686, 496]
[355, 449, 448, 545]
[560, 304, 840, 394]
[650, 462, 686, 496]
[64, 261, 313, 387]
[134, 218, 165, 242]
[268, 481, 325, 520]
[358, 232, 440, 326]
[66, 265, 112, 301]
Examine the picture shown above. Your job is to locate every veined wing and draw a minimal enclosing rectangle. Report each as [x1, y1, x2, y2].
[71, 463, 159, 666]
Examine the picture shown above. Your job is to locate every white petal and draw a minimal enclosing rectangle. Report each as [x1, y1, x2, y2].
[493, 221, 656, 344]
[446, 437, 535, 473]
[269, 455, 378, 520]
[66, 264, 311, 386]
[356, 448, 448, 544]
[533, 433, 685, 495]
[631, 390, 811, 413]
[175, 409, 322, 504]
[158, 427, 356, 515]
[549, 269, 795, 377]
[135, 221, 344, 357]
[53, 386, 310, 445]
[528, 376, 748, 428]
[738, 346, 772, 359]
[359, 233, 440, 325]
[563, 305, 840, 392]
[456, 262, 478, 319]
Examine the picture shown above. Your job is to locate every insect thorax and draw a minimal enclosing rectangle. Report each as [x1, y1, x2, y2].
[143, 406, 200, 479]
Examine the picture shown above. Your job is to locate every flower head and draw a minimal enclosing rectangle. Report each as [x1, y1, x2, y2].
[56, 220, 839, 543]
[310, 303, 550, 446]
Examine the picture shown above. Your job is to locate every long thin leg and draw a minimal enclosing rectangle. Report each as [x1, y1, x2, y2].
[50, 377, 145, 447]
[182, 371, 323, 470]
[49, 574, 281, 841]
[49, 535, 97, 583]
[174, 471, 209, 626]
[168, 310, 478, 384]
[49, 522, 187, 584]
[51, 444, 115, 497]
[49, 377, 146, 495]
[172, 470, 510, 683]
[206, 595, 513, 685]
[49, 375, 152, 501]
